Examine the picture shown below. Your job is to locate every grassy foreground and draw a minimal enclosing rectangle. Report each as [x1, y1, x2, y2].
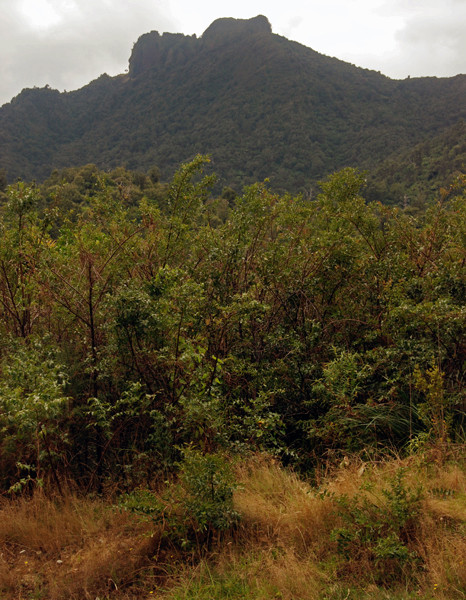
[0, 451, 465, 600]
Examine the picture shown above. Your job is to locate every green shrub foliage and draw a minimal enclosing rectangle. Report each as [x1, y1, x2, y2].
[0, 159, 464, 491]
[121, 449, 239, 551]
[330, 468, 423, 583]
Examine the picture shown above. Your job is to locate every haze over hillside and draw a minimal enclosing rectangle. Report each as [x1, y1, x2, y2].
[0, 15, 464, 192]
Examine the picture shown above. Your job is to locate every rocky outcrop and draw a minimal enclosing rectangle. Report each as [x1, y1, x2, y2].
[128, 16, 272, 76]
[128, 31, 198, 76]
[202, 15, 272, 45]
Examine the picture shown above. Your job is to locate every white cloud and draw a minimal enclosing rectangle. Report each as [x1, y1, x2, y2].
[0, 0, 174, 106]
[348, 0, 466, 77]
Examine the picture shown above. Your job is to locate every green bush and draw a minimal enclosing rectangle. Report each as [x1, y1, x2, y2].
[0, 338, 69, 492]
[330, 468, 423, 583]
[179, 448, 239, 534]
[121, 449, 239, 552]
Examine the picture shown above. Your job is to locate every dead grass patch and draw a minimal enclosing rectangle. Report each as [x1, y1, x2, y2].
[0, 451, 464, 599]
[234, 455, 333, 557]
[0, 491, 153, 599]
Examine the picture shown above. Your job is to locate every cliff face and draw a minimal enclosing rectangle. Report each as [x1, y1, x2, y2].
[128, 15, 272, 76]
[202, 15, 272, 43]
[128, 32, 198, 76]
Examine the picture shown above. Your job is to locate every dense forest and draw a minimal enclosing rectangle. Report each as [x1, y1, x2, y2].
[0, 15, 465, 194]
[0, 155, 464, 598]
[365, 120, 466, 207]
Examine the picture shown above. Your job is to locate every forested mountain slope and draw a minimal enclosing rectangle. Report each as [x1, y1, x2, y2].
[365, 119, 466, 206]
[0, 15, 465, 192]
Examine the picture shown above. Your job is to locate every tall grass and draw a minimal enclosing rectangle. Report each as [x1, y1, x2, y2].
[0, 451, 464, 599]
[0, 492, 152, 599]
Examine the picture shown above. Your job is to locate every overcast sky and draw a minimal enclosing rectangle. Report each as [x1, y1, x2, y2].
[1, 0, 465, 106]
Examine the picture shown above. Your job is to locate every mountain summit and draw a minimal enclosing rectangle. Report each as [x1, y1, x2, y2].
[202, 15, 272, 41]
[0, 16, 464, 190]
[129, 16, 272, 76]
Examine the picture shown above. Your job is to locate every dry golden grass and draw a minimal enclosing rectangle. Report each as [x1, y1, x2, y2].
[0, 492, 106, 552]
[254, 549, 323, 600]
[234, 455, 334, 557]
[415, 460, 466, 599]
[0, 491, 153, 599]
[166, 548, 324, 600]
[0, 450, 464, 599]
[233, 452, 466, 597]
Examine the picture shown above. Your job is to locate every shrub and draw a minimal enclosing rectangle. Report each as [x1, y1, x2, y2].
[330, 468, 423, 583]
[0, 338, 69, 492]
[121, 449, 239, 553]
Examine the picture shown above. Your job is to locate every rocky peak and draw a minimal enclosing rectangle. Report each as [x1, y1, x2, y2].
[201, 15, 272, 43]
[128, 16, 273, 76]
[128, 31, 198, 77]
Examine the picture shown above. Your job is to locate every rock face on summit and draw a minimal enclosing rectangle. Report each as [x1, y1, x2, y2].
[202, 15, 272, 42]
[128, 15, 272, 76]
[128, 32, 198, 76]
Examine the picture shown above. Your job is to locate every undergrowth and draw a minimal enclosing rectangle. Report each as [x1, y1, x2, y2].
[0, 450, 464, 599]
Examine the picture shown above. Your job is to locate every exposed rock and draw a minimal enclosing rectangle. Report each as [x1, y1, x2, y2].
[128, 16, 272, 75]
[129, 31, 198, 76]
[202, 15, 272, 44]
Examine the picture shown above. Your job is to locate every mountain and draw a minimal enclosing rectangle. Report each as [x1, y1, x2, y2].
[0, 15, 465, 192]
[365, 119, 466, 207]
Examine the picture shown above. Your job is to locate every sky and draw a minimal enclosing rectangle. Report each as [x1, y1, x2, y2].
[1, 0, 465, 106]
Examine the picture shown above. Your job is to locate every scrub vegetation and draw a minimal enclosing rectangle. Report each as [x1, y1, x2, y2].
[0, 155, 464, 598]
[1, 15, 465, 197]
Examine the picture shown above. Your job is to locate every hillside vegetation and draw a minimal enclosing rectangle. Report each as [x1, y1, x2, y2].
[0, 12, 465, 598]
[366, 120, 466, 207]
[0, 15, 465, 192]
[0, 157, 464, 484]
